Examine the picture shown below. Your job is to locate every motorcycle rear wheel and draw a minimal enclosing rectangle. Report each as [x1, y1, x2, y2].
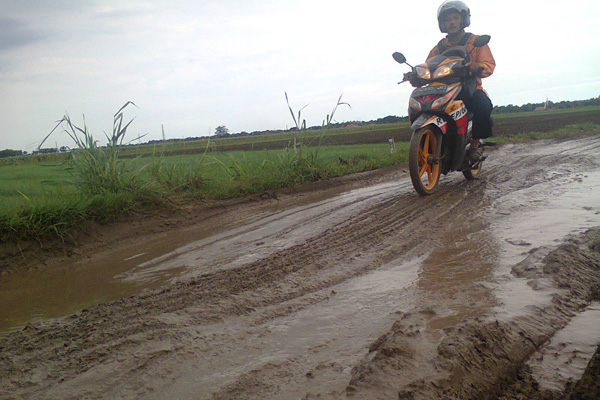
[409, 127, 441, 196]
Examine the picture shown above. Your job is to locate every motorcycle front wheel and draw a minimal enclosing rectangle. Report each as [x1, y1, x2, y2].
[462, 161, 482, 180]
[409, 127, 441, 196]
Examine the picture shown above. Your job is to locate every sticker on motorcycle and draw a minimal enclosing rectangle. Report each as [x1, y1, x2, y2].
[450, 105, 467, 120]
[450, 105, 468, 134]
[411, 114, 447, 133]
[429, 116, 447, 132]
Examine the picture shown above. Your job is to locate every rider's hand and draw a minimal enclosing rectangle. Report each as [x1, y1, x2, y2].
[404, 71, 419, 87]
[467, 62, 484, 77]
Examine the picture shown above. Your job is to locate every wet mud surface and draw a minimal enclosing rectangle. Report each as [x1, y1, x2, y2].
[1, 134, 600, 399]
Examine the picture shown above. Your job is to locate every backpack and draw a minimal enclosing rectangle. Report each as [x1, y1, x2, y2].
[437, 32, 473, 56]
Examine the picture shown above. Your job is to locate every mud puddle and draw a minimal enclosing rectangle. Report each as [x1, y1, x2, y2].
[0, 220, 232, 331]
[0, 244, 178, 331]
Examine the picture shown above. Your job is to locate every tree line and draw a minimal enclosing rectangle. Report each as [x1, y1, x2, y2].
[2, 96, 598, 157]
[492, 95, 600, 114]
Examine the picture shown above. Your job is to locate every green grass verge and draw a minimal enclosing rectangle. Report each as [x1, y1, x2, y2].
[0, 142, 407, 242]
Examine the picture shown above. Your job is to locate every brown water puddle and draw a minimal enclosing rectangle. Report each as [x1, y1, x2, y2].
[0, 234, 191, 331]
[0, 179, 403, 332]
[417, 221, 499, 334]
[0, 206, 261, 331]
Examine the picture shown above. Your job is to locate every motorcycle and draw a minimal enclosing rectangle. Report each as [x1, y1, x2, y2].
[392, 35, 491, 196]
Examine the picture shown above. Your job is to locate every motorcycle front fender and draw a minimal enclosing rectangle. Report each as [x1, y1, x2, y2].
[410, 113, 447, 134]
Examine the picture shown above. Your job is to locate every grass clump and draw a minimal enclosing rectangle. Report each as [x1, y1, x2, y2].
[0, 192, 152, 243]
[150, 158, 206, 193]
[42, 102, 153, 196]
[149, 142, 210, 194]
[1, 103, 169, 242]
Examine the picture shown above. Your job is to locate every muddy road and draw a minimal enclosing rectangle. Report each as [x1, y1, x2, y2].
[2, 135, 600, 399]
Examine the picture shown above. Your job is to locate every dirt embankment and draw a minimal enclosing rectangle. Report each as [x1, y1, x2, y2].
[1, 135, 600, 399]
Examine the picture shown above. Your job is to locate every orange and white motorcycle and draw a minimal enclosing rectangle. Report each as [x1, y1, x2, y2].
[393, 35, 491, 196]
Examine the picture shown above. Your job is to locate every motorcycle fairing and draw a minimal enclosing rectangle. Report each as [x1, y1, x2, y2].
[411, 113, 448, 133]
[446, 103, 468, 134]
[410, 102, 467, 135]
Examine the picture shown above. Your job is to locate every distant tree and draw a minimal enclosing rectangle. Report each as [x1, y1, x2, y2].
[215, 126, 230, 137]
[32, 148, 58, 155]
[0, 149, 24, 158]
[375, 115, 404, 124]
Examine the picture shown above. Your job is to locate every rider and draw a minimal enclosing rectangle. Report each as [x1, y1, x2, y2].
[421, 0, 496, 162]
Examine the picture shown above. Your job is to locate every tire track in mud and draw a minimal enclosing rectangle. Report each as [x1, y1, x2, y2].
[346, 228, 600, 399]
[343, 136, 600, 399]
[1, 135, 600, 399]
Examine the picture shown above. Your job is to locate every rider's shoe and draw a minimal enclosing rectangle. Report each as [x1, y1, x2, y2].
[469, 146, 484, 163]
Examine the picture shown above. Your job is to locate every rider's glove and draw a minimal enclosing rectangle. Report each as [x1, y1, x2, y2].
[404, 71, 419, 87]
[467, 62, 485, 77]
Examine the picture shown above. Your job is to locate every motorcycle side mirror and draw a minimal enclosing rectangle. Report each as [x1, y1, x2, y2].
[472, 35, 491, 47]
[392, 52, 406, 64]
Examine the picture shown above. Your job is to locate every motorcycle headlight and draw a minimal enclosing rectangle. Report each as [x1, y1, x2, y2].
[432, 61, 461, 79]
[409, 97, 422, 111]
[431, 86, 459, 109]
[415, 66, 431, 80]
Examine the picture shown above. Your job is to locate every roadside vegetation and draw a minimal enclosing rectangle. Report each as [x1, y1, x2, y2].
[1, 102, 599, 244]
[0, 98, 404, 243]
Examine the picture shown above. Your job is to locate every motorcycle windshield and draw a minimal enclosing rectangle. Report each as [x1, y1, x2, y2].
[427, 45, 470, 70]
[441, 46, 469, 59]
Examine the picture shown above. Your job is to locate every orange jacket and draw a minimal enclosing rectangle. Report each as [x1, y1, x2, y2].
[427, 33, 495, 91]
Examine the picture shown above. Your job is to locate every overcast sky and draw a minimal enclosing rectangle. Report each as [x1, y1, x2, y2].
[1, 0, 599, 151]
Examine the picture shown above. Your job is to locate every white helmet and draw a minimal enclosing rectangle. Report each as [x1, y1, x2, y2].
[437, 0, 471, 33]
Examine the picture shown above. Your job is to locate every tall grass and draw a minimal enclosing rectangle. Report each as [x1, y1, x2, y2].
[41, 102, 153, 196]
[210, 93, 353, 196]
[279, 92, 352, 181]
[150, 154, 207, 193]
[2, 103, 169, 242]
